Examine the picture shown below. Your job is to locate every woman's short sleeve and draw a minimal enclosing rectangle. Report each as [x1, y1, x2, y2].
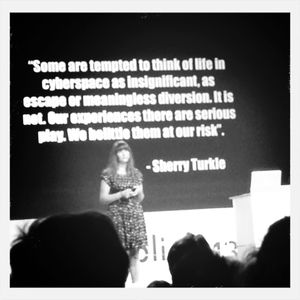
[100, 172, 112, 186]
[135, 168, 143, 184]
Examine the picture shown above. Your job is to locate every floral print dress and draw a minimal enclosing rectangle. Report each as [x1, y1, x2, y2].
[101, 168, 148, 250]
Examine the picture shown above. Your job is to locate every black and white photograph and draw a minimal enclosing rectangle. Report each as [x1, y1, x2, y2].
[1, 1, 300, 299]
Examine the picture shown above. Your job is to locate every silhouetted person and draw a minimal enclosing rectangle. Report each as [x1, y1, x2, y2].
[167, 233, 243, 287]
[147, 280, 172, 287]
[243, 216, 290, 287]
[10, 211, 129, 287]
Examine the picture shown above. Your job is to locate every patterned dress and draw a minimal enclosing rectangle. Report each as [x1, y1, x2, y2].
[101, 168, 148, 250]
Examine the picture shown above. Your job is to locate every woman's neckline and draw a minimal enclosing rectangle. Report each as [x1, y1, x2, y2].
[117, 165, 127, 176]
[116, 172, 127, 176]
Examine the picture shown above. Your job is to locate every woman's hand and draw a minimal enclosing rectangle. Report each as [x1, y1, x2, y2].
[121, 188, 137, 200]
[133, 185, 142, 195]
[132, 185, 144, 202]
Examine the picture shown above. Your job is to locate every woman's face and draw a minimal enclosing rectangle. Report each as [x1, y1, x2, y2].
[116, 149, 130, 164]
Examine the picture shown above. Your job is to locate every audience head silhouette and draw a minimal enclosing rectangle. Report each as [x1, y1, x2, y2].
[167, 233, 242, 287]
[10, 211, 129, 287]
[147, 280, 172, 287]
[243, 216, 290, 287]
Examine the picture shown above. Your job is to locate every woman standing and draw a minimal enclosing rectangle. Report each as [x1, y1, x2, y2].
[99, 140, 147, 285]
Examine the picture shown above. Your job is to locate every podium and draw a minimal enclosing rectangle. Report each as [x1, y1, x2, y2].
[230, 170, 290, 259]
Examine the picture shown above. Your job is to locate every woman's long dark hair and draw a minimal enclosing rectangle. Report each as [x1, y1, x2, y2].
[103, 140, 135, 176]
